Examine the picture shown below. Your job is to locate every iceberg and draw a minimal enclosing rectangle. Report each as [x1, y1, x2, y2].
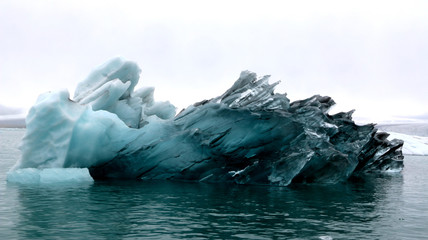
[8, 58, 404, 185]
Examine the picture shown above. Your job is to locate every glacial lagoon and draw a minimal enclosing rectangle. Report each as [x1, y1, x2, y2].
[1, 128, 427, 239]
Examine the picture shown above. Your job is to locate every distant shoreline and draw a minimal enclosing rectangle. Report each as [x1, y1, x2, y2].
[0, 118, 25, 128]
[1, 119, 428, 131]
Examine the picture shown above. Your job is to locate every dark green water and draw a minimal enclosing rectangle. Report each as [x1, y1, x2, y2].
[1, 128, 427, 239]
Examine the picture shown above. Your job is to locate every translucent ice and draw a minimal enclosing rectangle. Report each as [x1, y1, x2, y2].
[7, 168, 93, 184]
[8, 58, 404, 186]
[74, 57, 175, 128]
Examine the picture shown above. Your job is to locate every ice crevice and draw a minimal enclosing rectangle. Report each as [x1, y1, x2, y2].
[7, 57, 404, 185]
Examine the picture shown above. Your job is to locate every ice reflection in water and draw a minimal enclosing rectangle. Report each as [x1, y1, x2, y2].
[9, 172, 406, 239]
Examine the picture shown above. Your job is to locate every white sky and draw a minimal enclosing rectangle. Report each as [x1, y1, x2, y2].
[0, 0, 427, 122]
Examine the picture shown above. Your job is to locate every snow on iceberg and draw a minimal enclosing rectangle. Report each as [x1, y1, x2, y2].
[8, 58, 404, 186]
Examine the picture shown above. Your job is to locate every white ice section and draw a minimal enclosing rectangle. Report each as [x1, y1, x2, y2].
[12, 88, 142, 171]
[73, 57, 175, 128]
[7, 168, 93, 184]
[64, 107, 141, 168]
[12, 57, 178, 174]
[387, 132, 428, 155]
[78, 79, 131, 110]
[144, 101, 176, 120]
[74, 57, 140, 102]
[132, 87, 176, 121]
[14, 90, 86, 169]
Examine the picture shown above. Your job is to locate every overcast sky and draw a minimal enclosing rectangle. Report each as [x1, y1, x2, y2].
[1, 0, 427, 122]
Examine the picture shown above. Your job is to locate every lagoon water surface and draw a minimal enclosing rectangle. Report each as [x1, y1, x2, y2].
[1, 128, 427, 239]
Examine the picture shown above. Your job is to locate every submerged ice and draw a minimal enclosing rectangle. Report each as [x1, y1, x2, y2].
[8, 58, 404, 185]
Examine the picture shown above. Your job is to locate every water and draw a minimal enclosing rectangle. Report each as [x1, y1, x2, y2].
[1, 128, 427, 239]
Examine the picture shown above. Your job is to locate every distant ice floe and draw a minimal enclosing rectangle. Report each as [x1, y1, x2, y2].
[7, 58, 405, 186]
[387, 132, 428, 156]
